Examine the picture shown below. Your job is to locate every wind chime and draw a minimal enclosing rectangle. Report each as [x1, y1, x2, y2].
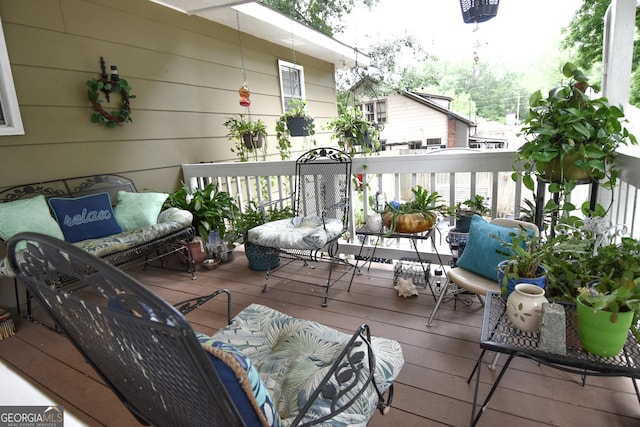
[236, 12, 251, 110]
[459, 1, 500, 77]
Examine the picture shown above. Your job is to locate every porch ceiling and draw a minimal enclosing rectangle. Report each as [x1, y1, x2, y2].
[148, 0, 370, 68]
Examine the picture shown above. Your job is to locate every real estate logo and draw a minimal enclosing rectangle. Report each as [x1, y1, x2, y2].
[0, 406, 63, 427]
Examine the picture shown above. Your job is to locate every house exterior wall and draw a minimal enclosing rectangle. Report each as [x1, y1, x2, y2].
[0, 0, 338, 306]
[380, 94, 448, 147]
[0, 0, 337, 191]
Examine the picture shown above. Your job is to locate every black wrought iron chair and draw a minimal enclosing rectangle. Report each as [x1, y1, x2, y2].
[247, 147, 352, 307]
[8, 232, 402, 426]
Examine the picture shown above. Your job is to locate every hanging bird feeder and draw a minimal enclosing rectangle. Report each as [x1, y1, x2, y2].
[459, 0, 500, 24]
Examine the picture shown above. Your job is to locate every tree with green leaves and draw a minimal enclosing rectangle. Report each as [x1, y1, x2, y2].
[561, 0, 640, 105]
[262, 0, 378, 36]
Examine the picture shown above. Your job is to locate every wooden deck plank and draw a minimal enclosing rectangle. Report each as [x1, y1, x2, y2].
[1, 254, 639, 426]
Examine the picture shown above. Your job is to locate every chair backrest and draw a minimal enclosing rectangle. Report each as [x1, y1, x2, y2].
[8, 232, 245, 427]
[294, 148, 352, 227]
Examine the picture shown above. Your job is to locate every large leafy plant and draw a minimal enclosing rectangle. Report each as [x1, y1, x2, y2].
[327, 106, 380, 157]
[514, 62, 637, 216]
[164, 183, 239, 244]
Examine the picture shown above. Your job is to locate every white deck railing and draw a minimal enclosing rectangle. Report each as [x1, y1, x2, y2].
[181, 149, 640, 261]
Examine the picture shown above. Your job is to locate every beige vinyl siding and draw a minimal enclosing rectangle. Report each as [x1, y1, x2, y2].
[381, 94, 448, 146]
[0, 0, 338, 306]
[0, 0, 337, 189]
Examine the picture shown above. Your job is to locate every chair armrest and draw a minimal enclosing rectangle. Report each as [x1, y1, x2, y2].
[174, 288, 232, 324]
[291, 324, 391, 426]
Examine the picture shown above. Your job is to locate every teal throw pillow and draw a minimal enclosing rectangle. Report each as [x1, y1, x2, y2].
[197, 336, 281, 427]
[114, 191, 168, 231]
[0, 195, 64, 242]
[49, 193, 122, 243]
[455, 215, 519, 281]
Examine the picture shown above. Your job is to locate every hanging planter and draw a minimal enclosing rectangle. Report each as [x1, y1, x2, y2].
[224, 114, 268, 162]
[286, 116, 314, 137]
[459, 0, 500, 24]
[242, 133, 264, 149]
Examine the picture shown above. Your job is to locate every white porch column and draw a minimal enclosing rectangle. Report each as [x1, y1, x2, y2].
[601, 0, 637, 107]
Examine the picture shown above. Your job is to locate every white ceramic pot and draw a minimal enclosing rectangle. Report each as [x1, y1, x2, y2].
[366, 213, 383, 232]
[506, 283, 549, 333]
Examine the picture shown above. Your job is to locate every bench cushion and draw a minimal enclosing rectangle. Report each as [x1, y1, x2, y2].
[208, 303, 404, 427]
[0, 208, 193, 278]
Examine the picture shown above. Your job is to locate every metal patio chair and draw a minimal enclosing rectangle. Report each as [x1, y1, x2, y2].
[247, 147, 352, 307]
[8, 232, 400, 426]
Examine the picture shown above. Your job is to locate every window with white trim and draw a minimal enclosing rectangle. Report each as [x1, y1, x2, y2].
[278, 60, 306, 113]
[0, 18, 23, 136]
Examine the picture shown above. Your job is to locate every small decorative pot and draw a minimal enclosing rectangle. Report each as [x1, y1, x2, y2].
[506, 283, 548, 333]
[576, 296, 634, 357]
[365, 213, 383, 232]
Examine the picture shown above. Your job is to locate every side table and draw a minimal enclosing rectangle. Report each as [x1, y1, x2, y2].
[348, 226, 446, 301]
[468, 291, 640, 427]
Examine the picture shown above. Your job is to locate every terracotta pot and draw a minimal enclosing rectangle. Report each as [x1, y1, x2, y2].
[180, 239, 207, 265]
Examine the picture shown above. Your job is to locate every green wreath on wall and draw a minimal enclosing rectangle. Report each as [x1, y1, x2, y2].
[87, 78, 135, 128]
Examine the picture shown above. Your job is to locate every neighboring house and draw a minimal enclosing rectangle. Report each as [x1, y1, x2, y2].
[0, 0, 366, 305]
[355, 89, 476, 150]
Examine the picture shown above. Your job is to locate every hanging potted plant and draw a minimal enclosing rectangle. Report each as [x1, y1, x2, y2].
[381, 186, 447, 233]
[224, 114, 268, 162]
[327, 106, 380, 157]
[275, 98, 315, 160]
[514, 62, 637, 217]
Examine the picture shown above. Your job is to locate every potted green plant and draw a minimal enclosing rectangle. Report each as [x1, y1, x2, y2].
[233, 201, 293, 271]
[275, 98, 315, 160]
[450, 195, 490, 233]
[224, 114, 268, 162]
[381, 186, 446, 234]
[514, 62, 637, 217]
[496, 230, 549, 297]
[164, 183, 240, 253]
[327, 106, 380, 157]
[575, 237, 640, 356]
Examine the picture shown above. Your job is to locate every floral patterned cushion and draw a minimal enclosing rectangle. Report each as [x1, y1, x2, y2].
[0, 208, 193, 277]
[247, 216, 344, 250]
[209, 303, 404, 427]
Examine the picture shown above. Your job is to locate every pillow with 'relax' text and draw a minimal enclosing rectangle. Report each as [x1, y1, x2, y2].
[49, 193, 122, 243]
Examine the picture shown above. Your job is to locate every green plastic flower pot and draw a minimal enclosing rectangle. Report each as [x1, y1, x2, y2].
[576, 296, 634, 357]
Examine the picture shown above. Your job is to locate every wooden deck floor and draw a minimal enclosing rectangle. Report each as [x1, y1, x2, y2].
[1, 251, 639, 427]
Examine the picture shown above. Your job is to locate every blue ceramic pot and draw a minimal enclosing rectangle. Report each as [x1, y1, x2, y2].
[497, 260, 547, 298]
